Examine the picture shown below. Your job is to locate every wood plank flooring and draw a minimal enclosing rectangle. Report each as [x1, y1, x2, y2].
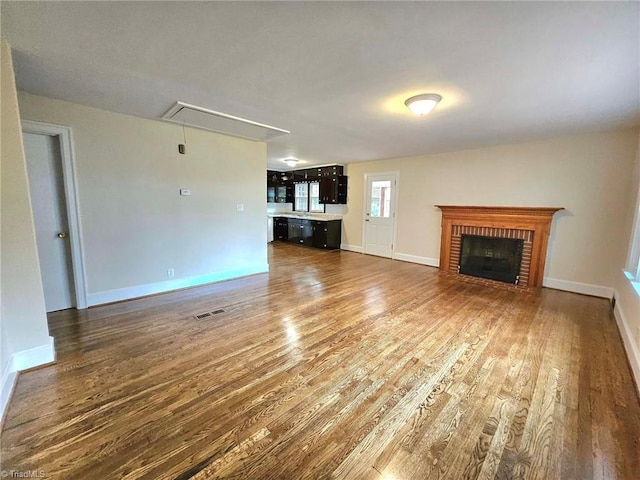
[1, 243, 639, 479]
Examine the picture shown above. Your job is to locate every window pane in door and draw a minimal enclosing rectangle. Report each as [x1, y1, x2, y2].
[370, 180, 391, 217]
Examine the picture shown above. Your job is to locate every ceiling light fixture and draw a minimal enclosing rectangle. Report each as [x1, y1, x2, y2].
[405, 93, 442, 115]
[283, 158, 298, 168]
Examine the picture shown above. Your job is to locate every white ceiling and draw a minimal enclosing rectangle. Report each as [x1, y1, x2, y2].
[2, 1, 638, 170]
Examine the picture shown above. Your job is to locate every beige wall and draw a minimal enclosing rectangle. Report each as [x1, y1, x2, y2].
[1, 41, 51, 371]
[18, 92, 267, 304]
[344, 128, 639, 290]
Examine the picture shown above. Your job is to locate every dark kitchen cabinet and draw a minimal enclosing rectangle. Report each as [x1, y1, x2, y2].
[319, 176, 347, 204]
[268, 185, 290, 203]
[320, 165, 344, 177]
[312, 220, 341, 249]
[274, 217, 288, 241]
[267, 170, 278, 187]
[279, 185, 293, 204]
[310, 165, 344, 179]
[301, 221, 314, 246]
[267, 171, 293, 203]
[287, 218, 313, 246]
[291, 169, 311, 181]
[272, 166, 346, 205]
[287, 218, 302, 243]
[273, 217, 342, 250]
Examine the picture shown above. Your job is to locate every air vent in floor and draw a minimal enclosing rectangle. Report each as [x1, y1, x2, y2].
[194, 309, 225, 319]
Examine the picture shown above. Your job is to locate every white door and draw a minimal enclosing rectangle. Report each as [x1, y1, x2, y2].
[364, 173, 397, 258]
[24, 132, 75, 312]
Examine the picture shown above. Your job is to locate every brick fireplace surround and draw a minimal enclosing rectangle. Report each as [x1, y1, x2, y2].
[436, 206, 564, 288]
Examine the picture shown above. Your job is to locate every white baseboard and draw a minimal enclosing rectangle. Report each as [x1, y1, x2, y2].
[11, 336, 56, 371]
[543, 277, 613, 298]
[340, 244, 363, 253]
[87, 264, 269, 307]
[1, 336, 56, 422]
[1, 362, 18, 425]
[337, 253, 612, 298]
[613, 293, 640, 396]
[393, 252, 440, 268]
[339, 246, 441, 270]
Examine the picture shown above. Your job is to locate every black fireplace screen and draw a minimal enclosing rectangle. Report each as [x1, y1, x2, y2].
[459, 235, 524, 284]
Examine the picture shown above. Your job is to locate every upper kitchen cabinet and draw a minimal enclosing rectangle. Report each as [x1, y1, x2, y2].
[267, 165, 347, 205]
[267, 170, 293, 203]
[291, 169, 314, 181]
[319, 175, 347, 204]
[321, 165, 343, 177]
[309, 165, 344, 179]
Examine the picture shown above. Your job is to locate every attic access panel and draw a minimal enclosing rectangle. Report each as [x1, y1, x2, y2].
[161, 101, 290, 142]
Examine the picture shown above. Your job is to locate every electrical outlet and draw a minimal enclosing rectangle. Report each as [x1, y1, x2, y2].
[180, 189, 191, 196]
[167, 268, 175, 278]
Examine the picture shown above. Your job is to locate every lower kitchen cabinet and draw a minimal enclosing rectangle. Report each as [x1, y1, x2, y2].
[273, 217, 341, 250]
[287, 218, 301, 243]
[274, 217, 289, 241]
[287, 218, 313, 246]
[312, 220, 341, 249]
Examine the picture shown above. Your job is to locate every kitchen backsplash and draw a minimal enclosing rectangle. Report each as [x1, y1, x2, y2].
[267, 203, 293, 213]
[267, 203, 346, 215]
[324, 204, 347, 215]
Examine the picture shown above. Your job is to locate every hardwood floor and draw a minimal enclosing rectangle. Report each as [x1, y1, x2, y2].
[1, 243, 639, 479]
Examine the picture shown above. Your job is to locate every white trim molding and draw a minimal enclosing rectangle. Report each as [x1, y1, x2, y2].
[0, 364, 18, 425]
[21, 120, 89, 309]
[393, 252, 440, 268]
[340, 244, 364, 254]
[339, 247, 440, 268]
[1, 336, 56, 422]
[339, 251, 613, 298]
[613, 291, 640, 396]
[87, 263, 269, 306]
[542, 277, 613, 298]
[11, 337, 56, 371]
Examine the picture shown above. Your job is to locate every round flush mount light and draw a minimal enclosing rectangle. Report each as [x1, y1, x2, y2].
[405, 93, 442, 115]
[283, 158, 298, 168]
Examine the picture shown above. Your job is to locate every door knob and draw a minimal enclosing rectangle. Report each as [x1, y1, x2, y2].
[57, 232, 67, 239]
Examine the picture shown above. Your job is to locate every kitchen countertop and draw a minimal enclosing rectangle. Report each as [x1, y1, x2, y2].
[267, 212, 343, 221]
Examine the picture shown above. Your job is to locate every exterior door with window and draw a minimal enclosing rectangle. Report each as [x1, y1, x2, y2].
[364, 173, 397, 258]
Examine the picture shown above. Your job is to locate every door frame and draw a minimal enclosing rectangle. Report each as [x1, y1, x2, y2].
[22, 120, 88, 309]
[362, 171, 399, 258]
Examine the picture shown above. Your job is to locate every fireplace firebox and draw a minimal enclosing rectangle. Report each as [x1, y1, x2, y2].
[459, 235, 524, 284]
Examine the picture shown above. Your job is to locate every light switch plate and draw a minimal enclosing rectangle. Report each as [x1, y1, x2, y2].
[237, 203, 244, 211]
[180, 189, 191, 196]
